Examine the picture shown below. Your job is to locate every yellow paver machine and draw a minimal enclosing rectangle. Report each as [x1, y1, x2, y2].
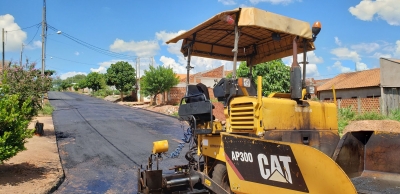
[138, 7, 400, 194]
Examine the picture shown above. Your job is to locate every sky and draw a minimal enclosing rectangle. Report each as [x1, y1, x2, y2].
[1, 0, 399, 80]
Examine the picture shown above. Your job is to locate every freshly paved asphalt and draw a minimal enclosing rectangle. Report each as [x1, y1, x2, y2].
[49, 92, 188, 193]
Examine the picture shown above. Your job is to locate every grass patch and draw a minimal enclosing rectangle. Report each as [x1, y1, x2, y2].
[39, 102, 54, 116]
[337, 108, 400, 135]
[171, 112, 179, 117]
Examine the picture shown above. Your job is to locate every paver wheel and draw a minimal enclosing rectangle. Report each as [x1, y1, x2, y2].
[212, 162, 231, 193]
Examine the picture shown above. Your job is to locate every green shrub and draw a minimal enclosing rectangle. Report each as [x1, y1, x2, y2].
[389, 109, 400, 122]
[337, 107, 355, 135]
[0, 93, 34, 163]
[354, 111, 386, 120]
[338, 107, 355, 121]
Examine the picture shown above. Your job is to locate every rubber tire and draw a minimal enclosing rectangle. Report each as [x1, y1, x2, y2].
[212, 162, 232, 193]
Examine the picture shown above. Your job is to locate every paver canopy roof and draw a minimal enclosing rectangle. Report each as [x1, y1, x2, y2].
[167, 7, 315, 66]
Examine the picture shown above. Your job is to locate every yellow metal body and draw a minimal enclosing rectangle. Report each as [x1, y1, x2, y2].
[222, 133, 356, 194]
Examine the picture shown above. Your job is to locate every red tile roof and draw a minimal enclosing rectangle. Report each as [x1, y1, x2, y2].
[318, 68, 380, 91]
[314, 78, 331, 87]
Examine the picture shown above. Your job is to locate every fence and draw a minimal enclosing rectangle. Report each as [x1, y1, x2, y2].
[323, 97, 381, 114]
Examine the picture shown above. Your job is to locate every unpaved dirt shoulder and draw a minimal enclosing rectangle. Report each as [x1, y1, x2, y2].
[0, 116, 64, 194]
[344, 120, 400, 134]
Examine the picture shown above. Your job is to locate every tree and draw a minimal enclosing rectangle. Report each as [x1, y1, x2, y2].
[2, 63, 52, 118]
[105, 61, 136, 102]
[253, 59, 290, 96]
[86, 72, 105, 92]
[60, 80, 72, 91]
[225, 60, 290, 96]
[51, 76, 63, 91]
[140, 66, 179, 105]
[76, 79, 87, 92]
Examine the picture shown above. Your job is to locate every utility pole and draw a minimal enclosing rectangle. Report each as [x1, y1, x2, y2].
[2, 28, 4, 71]
[20, 43, 23, 66]
[138, 57, 140, 102]
[41, 0, 47, 76]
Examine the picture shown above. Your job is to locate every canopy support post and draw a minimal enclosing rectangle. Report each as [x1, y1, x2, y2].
[301, 39, 308, 89]
[232, 10, 241, 79]
[186, 33, 196, 84]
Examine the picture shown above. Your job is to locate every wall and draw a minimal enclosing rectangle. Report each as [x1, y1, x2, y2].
[156, 87, 216, 105]
[319, 87, 380, 100]
[380, 58, 400, 87]
[323, 97, 381, 114]
[381, 87, 400, 115]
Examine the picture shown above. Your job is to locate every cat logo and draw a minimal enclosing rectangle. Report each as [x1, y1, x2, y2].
[223, 135, 309, 192]
[257, 154, 292, 184]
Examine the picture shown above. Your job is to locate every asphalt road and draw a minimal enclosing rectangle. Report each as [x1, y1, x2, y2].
[49, 92, 188, 193]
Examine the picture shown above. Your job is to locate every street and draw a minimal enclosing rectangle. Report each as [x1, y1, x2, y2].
[49, 92, 188, 193]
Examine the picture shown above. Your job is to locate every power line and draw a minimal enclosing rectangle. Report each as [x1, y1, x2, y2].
[48, 55, 99, 67]
[25, 24, 41, 45]
[47, 24, 138, 59]
[4, 22, 42, 32]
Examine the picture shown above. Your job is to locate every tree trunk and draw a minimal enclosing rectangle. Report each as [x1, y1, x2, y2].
[131, 90, 137, 101]
[120, 90, 124, 102]
[152, 95, 157, 106]
[162, 92, 165, 105]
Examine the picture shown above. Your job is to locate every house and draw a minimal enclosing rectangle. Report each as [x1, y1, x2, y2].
[317, 68, 381, 100]
[317, 58, 400, 114]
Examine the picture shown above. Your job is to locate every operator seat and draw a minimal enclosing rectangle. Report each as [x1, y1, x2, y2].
[178, 83, 214, 122]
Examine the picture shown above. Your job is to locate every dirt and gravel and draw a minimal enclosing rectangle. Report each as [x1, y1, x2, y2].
[0, 116, 64, 194]
[344, 120, 400, 134]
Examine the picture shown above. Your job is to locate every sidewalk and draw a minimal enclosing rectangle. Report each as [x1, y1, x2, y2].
[0, 116, 64, 194]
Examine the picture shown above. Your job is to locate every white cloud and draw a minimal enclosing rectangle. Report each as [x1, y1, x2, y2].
[156, 30, 186, 45]
[91, 59, 136, 74]
[396, 40, 400, 56]
[349, 0, 400, 26]
[299, 63, 320, 78]
[331, 47, 361, 62]
[282, 51, 322, 78]
[109, 38, 159, 57]
[249, 0, 299, 5]
[218, 0, 236, 5]
[158, 55, 233, 75]
[0, 14, 27, 51]
[331, 47, 370, 70]
[372, 52, 392, 59]
[156, 30, 186, 55]
[60, 71, 87, 80]
[282, 51, 323, 64]
[24, 40, 41, 50]
[332, 61, 351, 73]
[160, 56, 186, 74]
[351, 42, 380, 53]
[334, 37, 342, 46]
[356, 62, 368, 71]
[75, 51, 80, 56]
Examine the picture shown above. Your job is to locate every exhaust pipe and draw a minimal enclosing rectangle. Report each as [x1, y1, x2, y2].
[290, 37, 302, 100]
